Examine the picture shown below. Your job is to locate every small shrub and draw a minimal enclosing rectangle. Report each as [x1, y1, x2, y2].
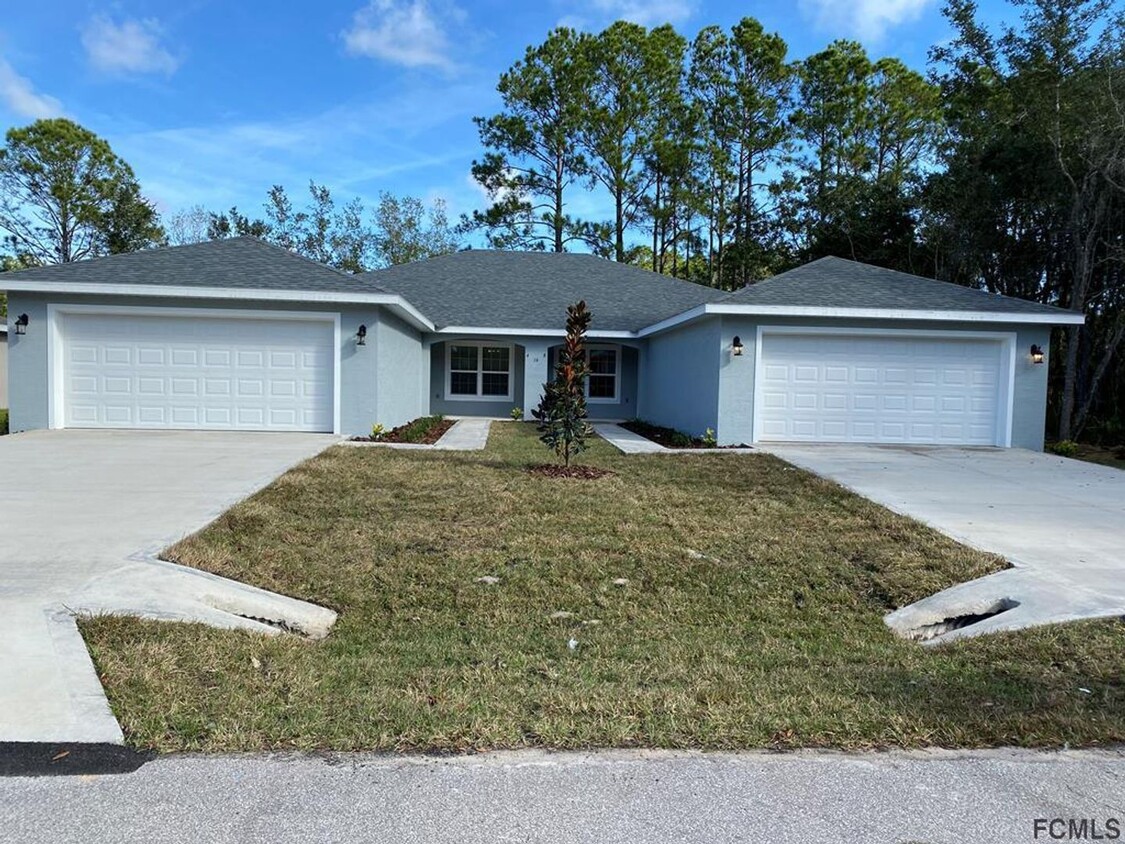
[670, 431, 693, 448]
[1048, 439, 1079, 457]
[702, 428, 717, 448]
[370, 423, 386, 441]
[392, 415, 446, 443]
[0, 408, 8, 436]
[510, 407, 524, 421]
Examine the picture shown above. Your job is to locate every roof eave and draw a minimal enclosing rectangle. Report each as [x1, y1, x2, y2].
[434, 325, 638, 339]
[0, 280, 436, 332]
[638, 303, 1085, 336]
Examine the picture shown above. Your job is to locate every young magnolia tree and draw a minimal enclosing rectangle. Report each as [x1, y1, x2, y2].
[533, 301, 593, 466]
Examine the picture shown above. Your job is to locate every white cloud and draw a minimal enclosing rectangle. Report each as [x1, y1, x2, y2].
[559, 0, 696, 29]
[343, 0, 458, 70]
[588, 0, 696, 26]
[81, 16, 180, 76]
[0, 57, 64, 119]
[798, 0, 933, 43]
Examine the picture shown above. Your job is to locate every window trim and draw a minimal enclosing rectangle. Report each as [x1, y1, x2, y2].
[585, 343, 621, 404]
[444, 341, 515, 402]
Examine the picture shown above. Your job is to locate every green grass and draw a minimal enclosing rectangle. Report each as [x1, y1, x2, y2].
[80, 424, 1125, 753]
[1072, 443, 1125, 470]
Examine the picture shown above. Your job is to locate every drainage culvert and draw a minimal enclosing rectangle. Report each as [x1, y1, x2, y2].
[893, 598, 1020, 642]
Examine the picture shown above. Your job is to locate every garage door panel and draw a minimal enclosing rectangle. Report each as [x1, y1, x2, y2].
[61, 312, 335, 432]
[757, 333, 1007, 446]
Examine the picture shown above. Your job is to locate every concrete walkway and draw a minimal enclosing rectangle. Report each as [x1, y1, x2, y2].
[3, 747, 1123, 843]
[593, 422, 667, 453]
[0, 430, 339, 743]
[758, 444, 1125, 642]
[434, 418, 491, 450]
[594, 423, 756, 454]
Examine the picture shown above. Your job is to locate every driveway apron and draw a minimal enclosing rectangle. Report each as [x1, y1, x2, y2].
[0, 429, 339, 743]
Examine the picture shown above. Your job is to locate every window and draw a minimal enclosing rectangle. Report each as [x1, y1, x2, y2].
[447, 343, 512, 400]
[586, 345, 619, 402]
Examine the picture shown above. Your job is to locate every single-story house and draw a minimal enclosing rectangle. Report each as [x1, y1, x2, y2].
[0, 237, 1083, 448]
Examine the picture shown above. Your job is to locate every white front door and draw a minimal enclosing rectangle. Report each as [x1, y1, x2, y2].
[755, 331, 1010, 446]
[59, 311, 336, 432]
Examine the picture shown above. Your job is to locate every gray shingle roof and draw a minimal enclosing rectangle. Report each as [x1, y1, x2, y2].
[723, 256, 1071, 317]
[364, 250, 728, 331]
[2, 243, 1076, 330]
[0, 237, 392, 295]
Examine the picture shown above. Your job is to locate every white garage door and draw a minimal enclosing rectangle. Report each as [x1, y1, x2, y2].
[755, 332, 1009, 445]
[60, 311, 335, 432]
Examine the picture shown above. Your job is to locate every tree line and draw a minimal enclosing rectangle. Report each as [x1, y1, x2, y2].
[463, 18, 940, 287]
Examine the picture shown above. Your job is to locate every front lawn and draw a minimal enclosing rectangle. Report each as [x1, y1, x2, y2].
[81, 424, 1125, 752]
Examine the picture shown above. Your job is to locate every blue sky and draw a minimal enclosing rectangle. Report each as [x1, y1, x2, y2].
[0, 0, 1017, 228]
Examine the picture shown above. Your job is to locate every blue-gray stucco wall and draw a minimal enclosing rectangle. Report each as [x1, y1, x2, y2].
[713, 315, 1052, 449]
[4, 292, 426, 436]
[638, 318, 721, 438]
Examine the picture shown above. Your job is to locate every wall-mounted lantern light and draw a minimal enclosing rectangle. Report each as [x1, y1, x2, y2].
[1030, 344, 1045, 365]
[731, 335, 744, 357]
[356, 324, 367, 346]
[13, 313, 28, 335]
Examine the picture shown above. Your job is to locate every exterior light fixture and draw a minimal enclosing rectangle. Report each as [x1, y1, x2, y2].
[1030, 344, 1045, 365]
[13, 313, 28, 335]
[356, 324, 367, 346]
[732, 335, 744, 356]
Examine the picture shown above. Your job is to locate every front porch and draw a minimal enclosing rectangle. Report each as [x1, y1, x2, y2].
[425, 337, 640, 420]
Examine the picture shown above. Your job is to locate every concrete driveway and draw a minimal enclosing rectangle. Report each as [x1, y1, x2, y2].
[757, 444, 1125, 642]
[0, 429, 339, 744]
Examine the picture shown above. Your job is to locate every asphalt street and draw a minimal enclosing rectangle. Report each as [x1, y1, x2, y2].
[2, 747, 1124, 843]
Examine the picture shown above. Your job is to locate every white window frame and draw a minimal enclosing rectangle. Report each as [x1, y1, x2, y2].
[585, 343, 621, 404]
[445, 341, 514, 402]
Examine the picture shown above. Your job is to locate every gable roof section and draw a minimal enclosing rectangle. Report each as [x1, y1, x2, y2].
[724, 256, 1076, 318]
[0, 237, 435, 330]
[640, 256, 1083, 335]
[0, 236, 390, 294]
[364, 250, 728, 333]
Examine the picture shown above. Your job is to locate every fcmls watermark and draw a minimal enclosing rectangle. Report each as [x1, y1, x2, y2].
[1032, 818, 1122, 840]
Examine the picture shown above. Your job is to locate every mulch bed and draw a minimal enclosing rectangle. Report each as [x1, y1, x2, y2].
[350, 418, 455, 445]
[620, 419, 747, 449]
[527, 464, 616, 480]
